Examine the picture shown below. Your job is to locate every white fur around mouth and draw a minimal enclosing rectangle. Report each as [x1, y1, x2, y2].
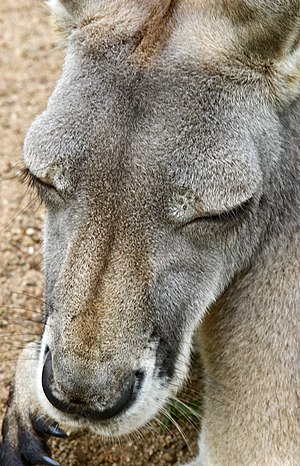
[35, 325, 193, 437]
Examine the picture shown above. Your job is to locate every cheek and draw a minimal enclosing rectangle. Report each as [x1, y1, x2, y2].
[44, 244, 63, 287]
[44, 217, 71, 282]
[153, 259, 224, 314]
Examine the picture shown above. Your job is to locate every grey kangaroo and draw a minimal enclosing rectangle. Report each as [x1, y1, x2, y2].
[1, 1, 299, 465]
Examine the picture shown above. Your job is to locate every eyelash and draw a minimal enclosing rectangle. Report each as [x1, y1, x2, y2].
[20, 168, 63, 203]
[204, 199, 252, 221]
[187, 198, 253, 226]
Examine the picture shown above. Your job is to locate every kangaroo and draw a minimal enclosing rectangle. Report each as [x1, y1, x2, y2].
[1, 1, 299, 465]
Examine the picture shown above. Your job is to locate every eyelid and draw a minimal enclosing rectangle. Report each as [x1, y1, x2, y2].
[20, 167, 64, 202]
[21, 167, 58, 189]
[191, 197, 254, 222]
[205, 198, 252, 217]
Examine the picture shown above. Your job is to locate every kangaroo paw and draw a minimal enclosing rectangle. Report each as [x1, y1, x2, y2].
[0, 408, 65, 466]
[0, 343, 66, 466]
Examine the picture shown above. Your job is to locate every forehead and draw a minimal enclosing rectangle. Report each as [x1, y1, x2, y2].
[24, 45, 261, 210]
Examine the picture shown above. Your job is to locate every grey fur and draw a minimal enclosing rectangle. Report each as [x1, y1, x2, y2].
[1, 1, 299, 465]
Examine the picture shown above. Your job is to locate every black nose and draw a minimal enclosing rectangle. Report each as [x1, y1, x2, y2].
[42, 351, 143, 421]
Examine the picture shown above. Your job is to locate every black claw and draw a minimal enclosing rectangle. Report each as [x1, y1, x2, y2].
[34, 419, 67, 439]
[41, 456, 60, 466]
[45, 424, 67, 439]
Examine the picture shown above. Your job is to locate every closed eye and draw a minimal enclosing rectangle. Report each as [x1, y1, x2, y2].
[20, 167, 64, 204]
[187, 197, 254, 226]
[21, 167, 55, 190]
[201, 198, 253, 221]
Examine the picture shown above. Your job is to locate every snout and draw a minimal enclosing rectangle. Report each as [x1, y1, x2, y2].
[42, 350, 144, 422]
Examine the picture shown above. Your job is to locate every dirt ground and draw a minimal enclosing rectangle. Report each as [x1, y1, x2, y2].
[0, 1, 202, 465]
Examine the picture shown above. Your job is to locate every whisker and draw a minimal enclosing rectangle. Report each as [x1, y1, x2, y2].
[8, 290, 58, 314]
[169, 396, 202, 424]
[168, 378, 282, 422]
[0, 176, 22, 182]
[160, 406, 192, 453]
[0, 197, 38, 233]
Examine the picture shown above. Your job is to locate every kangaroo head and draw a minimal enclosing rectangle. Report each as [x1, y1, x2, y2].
[23, 0, 300, 435]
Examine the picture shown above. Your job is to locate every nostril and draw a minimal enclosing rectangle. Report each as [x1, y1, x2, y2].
[42, 353, 144, 422]
[134, 370, 145, 389]
[42, 351, 53, 393]
[85, 370, 144, 421]
[42, 351, 72, 415]
[68, 397, 84, 405]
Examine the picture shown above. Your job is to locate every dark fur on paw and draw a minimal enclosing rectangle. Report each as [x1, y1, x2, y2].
[0, 414, 65, 466]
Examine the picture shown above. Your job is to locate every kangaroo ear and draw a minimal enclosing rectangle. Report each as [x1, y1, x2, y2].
[48, 0, 79, 15]
[47, 0, 82, 35]
[47, 0, 113, 41]
[225, 0, 300, 103]
[226, 1, 300, 59]
[47, 0, 152, 39]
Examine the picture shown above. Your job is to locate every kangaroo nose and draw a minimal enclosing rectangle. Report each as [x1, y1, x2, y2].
[42, 351, 142, 421]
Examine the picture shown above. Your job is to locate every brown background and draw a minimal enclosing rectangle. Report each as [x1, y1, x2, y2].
[0, 1, 202, 464]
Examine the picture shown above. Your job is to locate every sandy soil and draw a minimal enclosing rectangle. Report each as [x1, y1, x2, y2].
[0, 1, 202, 464]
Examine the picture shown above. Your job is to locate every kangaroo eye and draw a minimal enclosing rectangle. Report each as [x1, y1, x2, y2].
[20, 167, 64, 205]
[187, 198, 253, 225]
[21, 168, 55, 189]
[203, 198, 252, 220]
